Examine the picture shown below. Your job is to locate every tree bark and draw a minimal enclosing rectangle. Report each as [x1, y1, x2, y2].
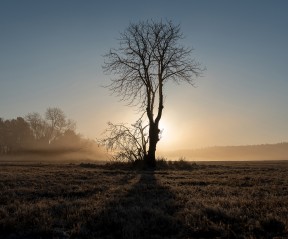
[145, 122, 159, 167]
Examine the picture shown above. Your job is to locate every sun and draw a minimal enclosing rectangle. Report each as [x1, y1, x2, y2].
[157, 115, 189, 151]
[158, 118, 174, 148]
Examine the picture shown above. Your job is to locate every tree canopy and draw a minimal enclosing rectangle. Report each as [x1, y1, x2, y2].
[103, 20, 204, 166]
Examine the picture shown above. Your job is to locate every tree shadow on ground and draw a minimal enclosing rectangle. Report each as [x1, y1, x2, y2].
[78, 171, 188, 239]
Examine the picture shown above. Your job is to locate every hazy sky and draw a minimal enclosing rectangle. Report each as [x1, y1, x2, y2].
[1, 0, 288, 151]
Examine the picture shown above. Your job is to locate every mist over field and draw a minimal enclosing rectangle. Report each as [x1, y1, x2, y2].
[1, 109, 287, 163]
[164, 143, 288, 161]
[0, 145, 108, 163]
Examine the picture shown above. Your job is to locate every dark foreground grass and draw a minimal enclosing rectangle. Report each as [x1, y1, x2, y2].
[0, 160, 288, 238]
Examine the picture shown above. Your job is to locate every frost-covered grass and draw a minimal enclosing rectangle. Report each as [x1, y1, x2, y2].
[0, 160, 288, 238]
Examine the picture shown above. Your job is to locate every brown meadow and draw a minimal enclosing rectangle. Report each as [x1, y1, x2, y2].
[0, 160, 288, 238]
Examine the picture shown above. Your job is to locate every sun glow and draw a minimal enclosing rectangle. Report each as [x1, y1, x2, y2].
[158, 118, 175, 149]
[157, 113, 203, 152]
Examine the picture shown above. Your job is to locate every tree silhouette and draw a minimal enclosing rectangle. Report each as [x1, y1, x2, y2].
[0, 108, 83, 155]
[104, 20, 204, 166]
[0, 117, 33, 154]
[25, 112, 48, 142]
[99, 119, 148, 162]
[45, 107, 76, 144]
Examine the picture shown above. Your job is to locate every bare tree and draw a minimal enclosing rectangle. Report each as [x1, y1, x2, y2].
[99, 119, 148, 162]
[25, 112, 48, 141]
[45, 107, 76, 144]
[104, 20, 204, 166]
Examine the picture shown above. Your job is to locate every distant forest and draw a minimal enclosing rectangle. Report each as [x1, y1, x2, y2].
[0, 107, 94, 155]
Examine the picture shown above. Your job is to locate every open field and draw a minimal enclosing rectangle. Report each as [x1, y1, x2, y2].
[0, 160, 288, 238]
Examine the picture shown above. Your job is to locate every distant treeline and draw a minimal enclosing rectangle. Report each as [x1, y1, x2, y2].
[0, 107, 93, 155]
[173, 143, 288, 161]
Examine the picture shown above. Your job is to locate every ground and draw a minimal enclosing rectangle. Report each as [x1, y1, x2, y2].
[0, 159, 288, 238]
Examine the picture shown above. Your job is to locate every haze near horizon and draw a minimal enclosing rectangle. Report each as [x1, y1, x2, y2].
[1, 0, 288, 151]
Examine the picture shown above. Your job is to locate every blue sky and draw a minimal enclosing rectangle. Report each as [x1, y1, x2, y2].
[1, 0, 288, 150]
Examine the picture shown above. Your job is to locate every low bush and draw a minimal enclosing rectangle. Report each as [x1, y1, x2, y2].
[97, 158, 198, 171]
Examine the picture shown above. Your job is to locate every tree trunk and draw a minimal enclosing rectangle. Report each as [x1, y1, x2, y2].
[145, 122, 159, 167]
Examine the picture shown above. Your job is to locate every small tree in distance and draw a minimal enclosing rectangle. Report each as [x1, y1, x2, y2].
[103, 20, 204, 167]
[26, 107, 76, 145]
[45, 107, 76, 144]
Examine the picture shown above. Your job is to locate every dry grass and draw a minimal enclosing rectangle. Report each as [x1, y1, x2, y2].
[0, 160, 288, 238]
